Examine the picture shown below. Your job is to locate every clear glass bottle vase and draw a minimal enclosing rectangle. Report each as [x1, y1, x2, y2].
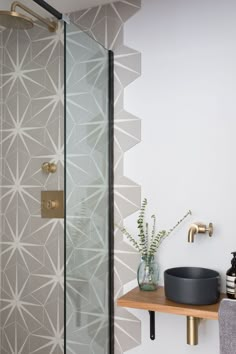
[137, 255, 159, 291]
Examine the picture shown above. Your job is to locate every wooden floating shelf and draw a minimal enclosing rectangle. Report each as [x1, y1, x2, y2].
[117, 286, 226, 320]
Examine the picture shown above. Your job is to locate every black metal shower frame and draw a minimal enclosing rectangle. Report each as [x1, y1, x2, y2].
[32, 1, 114, 354]
[33, 0, 62, 19]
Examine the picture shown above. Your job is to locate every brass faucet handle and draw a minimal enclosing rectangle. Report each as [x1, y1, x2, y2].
[207, 223, 213, 237]
[197, 223, 213, 236]
[46, 200, 59, 210]
[42, 162, 57, 173]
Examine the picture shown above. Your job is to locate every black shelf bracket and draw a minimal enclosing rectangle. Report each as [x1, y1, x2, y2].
[149, 311, 155, 340]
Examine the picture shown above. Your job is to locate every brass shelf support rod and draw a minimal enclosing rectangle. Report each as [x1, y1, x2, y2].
[147, 311, 202, 345]
[187, 316, 200, 345]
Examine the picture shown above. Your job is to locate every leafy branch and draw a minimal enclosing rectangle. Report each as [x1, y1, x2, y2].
[117, 198, 191, 257]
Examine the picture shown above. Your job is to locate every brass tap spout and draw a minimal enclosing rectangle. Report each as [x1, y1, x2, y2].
[188, 224, 198, 243]
[188, 223, 213, 243]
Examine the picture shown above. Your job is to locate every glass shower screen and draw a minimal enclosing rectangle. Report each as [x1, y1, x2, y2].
[65, 22, 113, 354]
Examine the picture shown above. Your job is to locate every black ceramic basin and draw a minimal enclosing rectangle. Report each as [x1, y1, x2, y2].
[164, 267, 220, 305]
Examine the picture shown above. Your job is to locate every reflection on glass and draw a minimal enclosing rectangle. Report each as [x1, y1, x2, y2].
[65, 22, 110, 354]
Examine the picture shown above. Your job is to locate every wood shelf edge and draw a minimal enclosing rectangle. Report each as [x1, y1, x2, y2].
[117, 286, 226, 320]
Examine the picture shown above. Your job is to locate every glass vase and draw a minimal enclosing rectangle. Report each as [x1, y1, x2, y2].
[137, 255, 159, 291]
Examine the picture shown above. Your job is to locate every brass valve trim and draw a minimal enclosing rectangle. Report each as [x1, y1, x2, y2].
[41, 191, 64, 218]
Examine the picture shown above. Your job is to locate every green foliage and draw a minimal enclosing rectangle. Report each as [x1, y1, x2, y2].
[118, 198, 191, 257]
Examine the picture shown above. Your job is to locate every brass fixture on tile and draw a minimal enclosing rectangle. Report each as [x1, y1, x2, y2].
[188, 222, 213, 243]
[0, 1, 58, 32]
[42, 162, 57, 174]
[45, 199, 59, 210]
[187, 316, 200, 345]
[41, 191, 64, 218]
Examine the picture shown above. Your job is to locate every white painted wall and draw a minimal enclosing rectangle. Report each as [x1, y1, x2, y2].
[123, 0, 236, 353]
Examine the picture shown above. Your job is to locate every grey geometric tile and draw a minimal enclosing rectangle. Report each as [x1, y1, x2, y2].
[1, 19, 65, 353]
[107, 0, 141, 22]
[115, 307, 141, 352]
[115, 110, 141, 152]
[115, 176, 141, 219]
[115, 46, 141, 87]
[71, 6, 106, 31]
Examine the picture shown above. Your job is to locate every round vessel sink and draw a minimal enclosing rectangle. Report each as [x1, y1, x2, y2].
[164, 267, 220, 305]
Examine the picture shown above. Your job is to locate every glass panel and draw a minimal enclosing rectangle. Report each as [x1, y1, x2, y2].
[65, 22, 110, 354]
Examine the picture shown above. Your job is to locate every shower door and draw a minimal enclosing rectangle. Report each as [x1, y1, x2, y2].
[65, 22, 113, 354]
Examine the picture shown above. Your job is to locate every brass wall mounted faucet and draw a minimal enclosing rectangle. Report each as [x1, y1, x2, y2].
[188, 223, 213, 243]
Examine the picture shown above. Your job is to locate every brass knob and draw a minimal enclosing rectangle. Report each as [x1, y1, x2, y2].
[207, 223, 213, 237]
[42, 162, 57, 174]
[45, 200, 59, 210]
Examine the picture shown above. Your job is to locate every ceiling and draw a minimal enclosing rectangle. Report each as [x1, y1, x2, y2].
[1, 0, 117, 15]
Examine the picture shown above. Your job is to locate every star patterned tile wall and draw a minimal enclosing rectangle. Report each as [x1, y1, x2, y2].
[0, 0, 142, 353]
[0, 29, 3, 221]
[0, 22, 64, 353]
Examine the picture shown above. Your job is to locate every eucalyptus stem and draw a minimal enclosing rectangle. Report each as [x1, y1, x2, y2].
[166, 209, 192, 237]
[117, 199, 191, 257]
[119, 226, 141, 252]
[148, 209, 192, 256]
